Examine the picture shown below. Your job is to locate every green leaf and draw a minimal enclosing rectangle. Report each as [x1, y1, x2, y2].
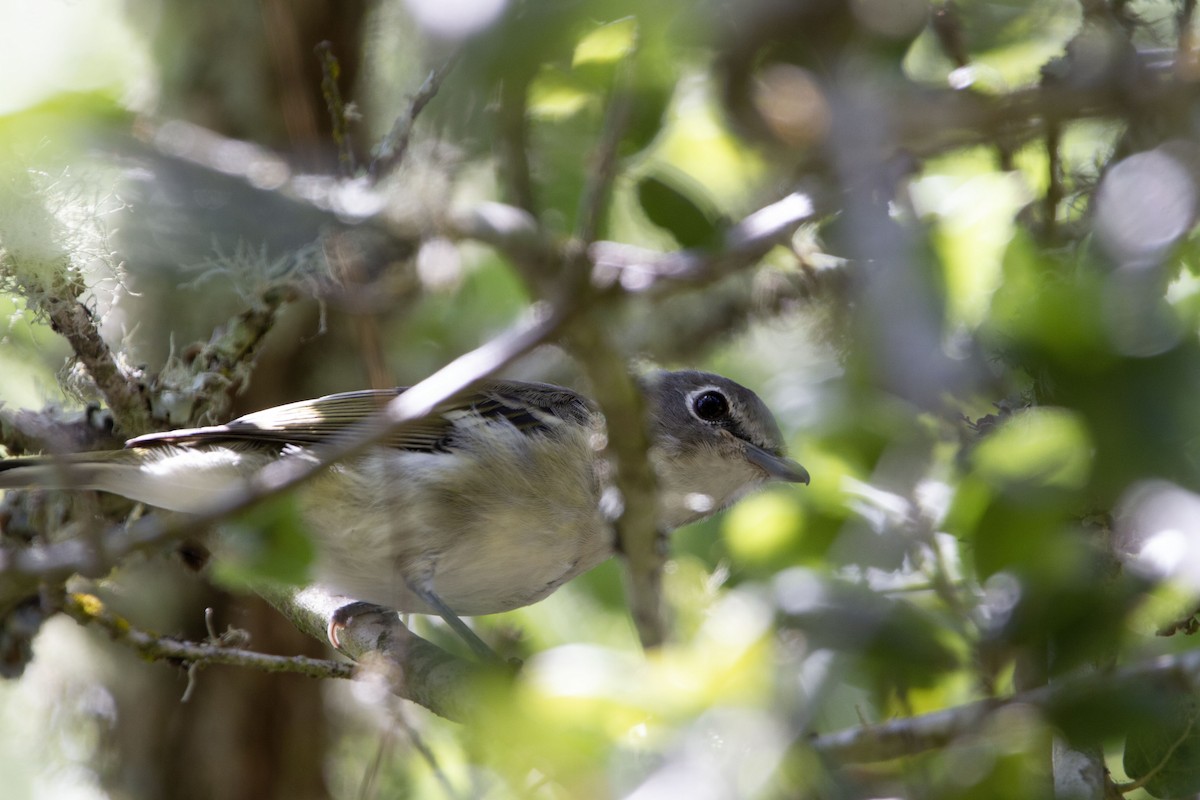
[573, 17, 637, 66]
[971, 408, 1092, 494]
[1124, 693, 1200, 798]
[635, 171, 720, 249]
[777, 573, 962, 689]
[210, 494, 316, 590]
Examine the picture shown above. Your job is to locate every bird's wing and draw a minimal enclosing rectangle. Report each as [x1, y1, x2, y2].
[124, 381, 596, 453]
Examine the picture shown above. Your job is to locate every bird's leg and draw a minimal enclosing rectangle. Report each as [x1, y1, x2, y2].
[408, 580, 503, 663]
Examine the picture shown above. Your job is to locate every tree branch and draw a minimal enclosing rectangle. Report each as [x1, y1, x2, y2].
[63, 591, 353, 680]
[590, 192, 817, 293]
[809, 648, 1200, 763]
[0, 405, 118, 457]
[369, 51, 461, 180]
[150, 284, 296, 428]
[260, 585, 492, 721]
[0, 168, 153, 436]
[496, 76, 538, 218]
[315, 41, 357, 177]
[41, 289, 153, 435]
[575, 43, 638, 244]
[567, 320, 665, 648]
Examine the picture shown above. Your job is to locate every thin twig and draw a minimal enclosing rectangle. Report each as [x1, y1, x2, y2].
[1178, 0, 1198, 77]
[369, 51, 461, 180]
[63, 591, 353, 679]
[316, 41, 357, 177]
[931, 2, 970, 69]
[1043, 119, 1063, 244]
[588, 192, 817, 293]
[808, 646, 1200, 763]
[496, 77, 538, 218]
[575, 39, 639, 244]
[393, 705, 464, 799]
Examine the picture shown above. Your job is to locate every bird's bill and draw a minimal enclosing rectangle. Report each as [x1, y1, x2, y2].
[744, 444, 810, 485]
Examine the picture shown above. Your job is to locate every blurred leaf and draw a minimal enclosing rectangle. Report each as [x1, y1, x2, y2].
[723, 491, 805, 567]
[618, 79, 671, 157]
[529, 67, 596, 120]
[972, 530, 1144, 673]
[971, 407, 1092, 494]
[777, 572, 962, 689]
[0, 92, 130, 151]
[636, 171, 720, 248]
[1055, 343, 1200, 503]
[1049, 679, 1182, 748]
[986, 233, 1200, 502]
[987, 232, 1112, 370]
[573, 17, 637, 66]
[968, 497, 1067, 579]
[210, 495, 315, 589]
[1124, 694, 1200, 799]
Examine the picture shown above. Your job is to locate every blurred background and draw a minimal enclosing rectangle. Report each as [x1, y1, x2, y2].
[4, 0, 1200, 798]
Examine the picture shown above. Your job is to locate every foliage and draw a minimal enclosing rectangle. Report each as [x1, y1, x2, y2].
[4, 1, 1200, 799]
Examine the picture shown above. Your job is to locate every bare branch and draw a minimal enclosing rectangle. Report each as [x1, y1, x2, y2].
[369, 51, 461, 180]
[0, 405, 118, 457]
[809, 647, 1200, 763]
[42, 291, 153, 435]
[496, 77, 538, 218]
[567, 320, 665, 648]
[575, 43, 638, 244]
[0, 169, 153, 436]
[590, 192, 817, 293]
[63, 591, 353, 680]
[315, 41, 357, 177]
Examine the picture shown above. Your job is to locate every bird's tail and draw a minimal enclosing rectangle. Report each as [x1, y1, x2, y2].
[0, 448, 251, 513]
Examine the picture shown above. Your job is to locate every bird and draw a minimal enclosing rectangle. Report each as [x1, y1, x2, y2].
[0, 370, 808, 658]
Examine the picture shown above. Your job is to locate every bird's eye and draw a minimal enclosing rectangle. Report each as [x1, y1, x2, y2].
[692, 390, 730, 422]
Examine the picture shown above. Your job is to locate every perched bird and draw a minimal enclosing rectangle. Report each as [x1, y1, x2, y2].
[0, 370, 808, 657]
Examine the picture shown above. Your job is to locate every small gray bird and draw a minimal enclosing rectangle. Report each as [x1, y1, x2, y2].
[0, 370, 807, 657]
